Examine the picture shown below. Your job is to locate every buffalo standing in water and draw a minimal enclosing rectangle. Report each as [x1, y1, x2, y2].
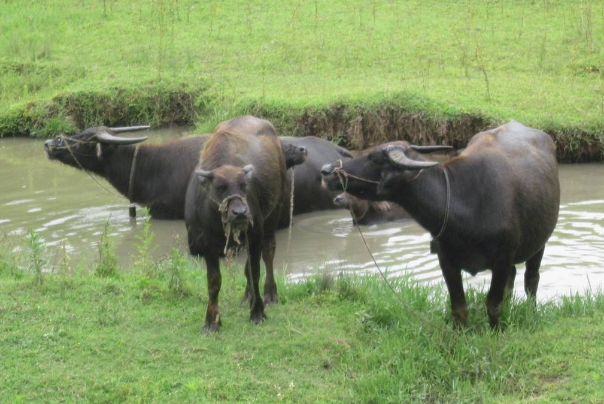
[45, 128, 343, 225]
[185, 116, 288, 332]
[322, 121, 560, 328]
[332, 193, 410, 225]
[44, 126, 207, 219]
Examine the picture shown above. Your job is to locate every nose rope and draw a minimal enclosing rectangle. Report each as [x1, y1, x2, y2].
[332, 159, 382, 187]
[212, 194, 253, 256]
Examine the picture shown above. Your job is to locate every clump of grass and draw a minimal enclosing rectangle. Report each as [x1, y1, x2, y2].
[27, 229, 47, 285]
[166, 247, 190, 298]
[94, 219, 119, 277]
[133, 210, 157, 277]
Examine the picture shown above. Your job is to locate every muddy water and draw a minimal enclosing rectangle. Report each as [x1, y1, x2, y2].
[1, 130, 603, 301]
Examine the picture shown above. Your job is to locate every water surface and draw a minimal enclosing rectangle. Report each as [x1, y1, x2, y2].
[1, 131, 602, 301]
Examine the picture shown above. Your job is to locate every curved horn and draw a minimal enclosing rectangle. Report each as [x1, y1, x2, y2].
[109, 125, 151, 133]
[94, 132, 148, 145]
[411, 145, 454, 154]
[386, 147, 438, 170]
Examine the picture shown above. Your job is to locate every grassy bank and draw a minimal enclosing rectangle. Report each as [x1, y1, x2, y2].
[1, 230, 604, 403]
[1, 0, 603, 161]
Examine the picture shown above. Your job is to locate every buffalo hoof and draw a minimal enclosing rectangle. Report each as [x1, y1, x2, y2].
[264, 291, 279, 306]
[202, 321, 221, 333]
[250, 311, 267, 325]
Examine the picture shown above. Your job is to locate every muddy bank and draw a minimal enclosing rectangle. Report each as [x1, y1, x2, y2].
[1, 88, 602, 162]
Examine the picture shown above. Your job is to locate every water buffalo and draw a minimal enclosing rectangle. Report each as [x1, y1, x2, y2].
[277, 136, 353, 228]
[322, 121, 560, 328]
[333, 193, 410, 225]
[44, 127, 306, 221]
[185, 116, 288, 332]
[44, 126, 208, 219]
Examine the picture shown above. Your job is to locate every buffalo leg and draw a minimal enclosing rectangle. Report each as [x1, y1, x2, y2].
[203, 254, 222, 333]
[261, 237, 278, 305]
[505, 265, 517, 297]
[240, 259, 253, 306]
[486, 261, 512, 329]
[525, 247, 544, 301]
[439, 259, 468, 327]
[248, 238, 266, 324]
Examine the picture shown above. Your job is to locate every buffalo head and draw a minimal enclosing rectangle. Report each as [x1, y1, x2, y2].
[44, 126, 149, 171]
[281, 142, 308, 169]
[321, 141, 452, 200]
[196, 164, 255, 226]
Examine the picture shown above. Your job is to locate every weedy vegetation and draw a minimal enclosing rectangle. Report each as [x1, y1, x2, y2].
[1, 224, 604, 403]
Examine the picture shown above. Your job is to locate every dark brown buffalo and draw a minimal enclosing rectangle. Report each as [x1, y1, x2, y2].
[184, 116, 288, 332]
[333, 193, 410, 225]
[44, 127, 306, 221]
[44, 126, 208, 219]
[277, 136, 353, 228]
[322, 121, 560, 328]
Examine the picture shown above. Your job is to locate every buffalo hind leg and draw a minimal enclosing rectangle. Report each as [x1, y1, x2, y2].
[248, 237, 266, 324]
[439, 258, 468, 328]
[487, 261, 513, 329]
[525, 247, 545, 302]
[203, 254, 222, 333]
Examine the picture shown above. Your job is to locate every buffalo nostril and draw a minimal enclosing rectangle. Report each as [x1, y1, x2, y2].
[232, 207, 247, 217]
[299, 146, 307, 154]
[321, 164, 333, 176]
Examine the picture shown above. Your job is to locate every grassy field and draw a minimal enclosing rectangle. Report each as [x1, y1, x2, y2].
[1, 230, 604, 403]
[1, 0, 604, 158]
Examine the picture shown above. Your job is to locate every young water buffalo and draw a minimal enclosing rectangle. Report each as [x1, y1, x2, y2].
[44, 127, 306, 220]
[185, 116, 288, 332]
[322, 121, 560, 328]
[332, 193, 410, 225]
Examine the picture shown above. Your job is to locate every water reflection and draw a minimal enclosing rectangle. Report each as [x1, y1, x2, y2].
[0, 132, 603, 302]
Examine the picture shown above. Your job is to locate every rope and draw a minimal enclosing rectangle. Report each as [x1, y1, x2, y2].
[434, 167, 450, 240]
[286, 167, 295, 252]
[62, 136, 124, 200]
[335, 171, 455, 335]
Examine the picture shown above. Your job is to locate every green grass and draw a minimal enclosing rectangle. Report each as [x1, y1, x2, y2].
[1, 232, 604, 403]
[1, 0, 604, 158]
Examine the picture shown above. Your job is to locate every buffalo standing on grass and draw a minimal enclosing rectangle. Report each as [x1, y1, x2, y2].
[322, 121, 560, 328]
[185, 116, 288, 332]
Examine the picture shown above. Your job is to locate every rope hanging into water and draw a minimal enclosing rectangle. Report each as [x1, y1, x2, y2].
[434, 167, 450, 240]
[286, 167, 295, 253]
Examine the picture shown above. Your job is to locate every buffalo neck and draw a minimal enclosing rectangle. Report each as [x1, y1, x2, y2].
[391, 166, 451, 238]
[103, 145, 145, 203]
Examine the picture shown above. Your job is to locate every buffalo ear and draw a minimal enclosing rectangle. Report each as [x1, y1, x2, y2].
[243, 164, 254, 179]
[195, 169, 213, 185]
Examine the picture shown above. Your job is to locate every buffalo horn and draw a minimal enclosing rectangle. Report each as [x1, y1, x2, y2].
[411, 145, 454, 154]
[109, 125, 151, 133]
[386, 147, 438, 170]
[94, 132, 148, 145]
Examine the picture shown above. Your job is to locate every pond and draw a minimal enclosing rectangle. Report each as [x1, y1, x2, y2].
[1, 129, 603, 302]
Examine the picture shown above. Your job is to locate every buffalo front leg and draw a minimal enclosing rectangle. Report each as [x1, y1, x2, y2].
[203, 254, 222, 333]
[486, 261, 513, 329]
[525, 247, 544, 302]
[247, 238, 266, 324]
[240, 259, 253, 306]
[439, 258, 468, 328]
[505, 265, 517, 298]
[261, 237, 278, 305]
